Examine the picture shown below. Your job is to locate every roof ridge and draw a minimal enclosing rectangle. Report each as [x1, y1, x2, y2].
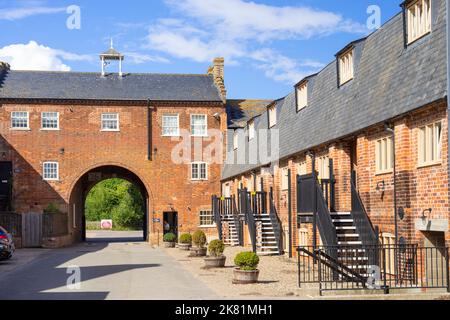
[6, 70, 211, 77]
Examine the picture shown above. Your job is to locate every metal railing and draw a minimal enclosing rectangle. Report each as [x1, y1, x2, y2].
[0, 212, 21, 237]
[297, 245, 450, 295]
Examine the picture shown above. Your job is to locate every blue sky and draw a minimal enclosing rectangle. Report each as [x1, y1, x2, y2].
[0, 0, 400, 99]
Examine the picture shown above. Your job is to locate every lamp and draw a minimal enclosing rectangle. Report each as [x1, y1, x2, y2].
[421, 208, 432, 220]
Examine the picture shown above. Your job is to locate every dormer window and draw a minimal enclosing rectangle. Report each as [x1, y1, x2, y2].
[233, 130, 238, 150]
[268, 105, 277, 128]
[339, 48, 354, 86]
[248, 120, 255, 140]
[406, 0, 431, 44]
[296, 82, 308, 111]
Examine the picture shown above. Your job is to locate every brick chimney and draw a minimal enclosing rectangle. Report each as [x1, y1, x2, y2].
[208, 57, 226, 103]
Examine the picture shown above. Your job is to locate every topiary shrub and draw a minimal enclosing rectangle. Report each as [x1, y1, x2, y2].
[192, 230, 207, 248]
[163, 233, 176, 243]
[234, 252, 260, 271]
[179, 233, 192, 244]
[208, 240, 225, 257]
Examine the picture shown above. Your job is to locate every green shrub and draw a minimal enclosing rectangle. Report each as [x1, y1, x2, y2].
[208, 240, 225, 257]
[163, 233, 177, 243]
[179, 233, 192, 244]
[234, 252, 260, 271]
[44, 202, 61, 215]
[192, 230, 207, 248]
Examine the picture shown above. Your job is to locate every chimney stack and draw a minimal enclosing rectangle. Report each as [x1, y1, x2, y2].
[208, 57, 226, 103]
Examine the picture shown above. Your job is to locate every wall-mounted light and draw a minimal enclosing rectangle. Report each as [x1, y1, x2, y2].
[213, 113, 221, 121]
[376, 181, 385, 192]
[1, 152, 6, 159]
[59, 148, 65, 155]
[421, 208, 432, 220]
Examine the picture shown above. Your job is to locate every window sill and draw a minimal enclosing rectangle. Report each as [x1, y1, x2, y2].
[162, 134, 181, 138]
[375, 169, 394, 176]
[10, 128, 31, 131]
[191, 179, 208, 182]
[41, 128, 60, 131]
[101, 130, 120, 132]
[407, 31, 431, 46]
[339, 78, 354, 87]
[199, 225, 216, 229]
[417, 161, 442, 169]
[191, 135, 209, 138]
[296, 105, 307, 113]
[44, 179, 60, 182]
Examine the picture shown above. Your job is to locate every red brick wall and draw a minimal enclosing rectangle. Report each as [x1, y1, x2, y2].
[0, 101, 225, 244]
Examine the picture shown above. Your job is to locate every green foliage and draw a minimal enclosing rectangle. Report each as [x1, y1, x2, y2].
[163, 233, 177, 242]
[208, 240, 225, 257]
[192, 230, 207, 248]
[44, 202, 61, 215]
[179, 233, 192, 244]
[85, 178, 144, 230]
[234, 252, 260, 271]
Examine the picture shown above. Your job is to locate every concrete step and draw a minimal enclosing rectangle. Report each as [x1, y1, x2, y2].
[337, 234, 360, 238]
[338, 241, 363, 245]
[332, 219, 354, 223]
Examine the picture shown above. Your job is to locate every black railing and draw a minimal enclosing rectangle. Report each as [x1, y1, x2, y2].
[298, 245, 450, 295]
[0, 212, 22, 237]
[239, 189, 257, 253]
[212, 196, 223, 241]
[315, 180, 338, 248]
[43, 213, 68, 238]
[231, 195, 243, 246]
[269, 187, 283, 254]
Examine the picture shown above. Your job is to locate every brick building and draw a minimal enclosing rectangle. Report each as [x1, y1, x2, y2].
[0, 48, 227, 247]
[221, 0, 450, 255]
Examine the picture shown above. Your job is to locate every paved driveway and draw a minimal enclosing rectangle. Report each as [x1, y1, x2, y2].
[0, 231, 218, 300]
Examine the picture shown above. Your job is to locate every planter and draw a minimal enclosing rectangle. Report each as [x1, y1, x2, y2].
[232, 269, 260, 284]
[189, 247, 207, 257]
[178, 243, 191, 251]
[204, 255, 226, 268]
[164, 242, 176, 248]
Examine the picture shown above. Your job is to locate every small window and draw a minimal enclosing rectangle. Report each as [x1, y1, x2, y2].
[11, 111, 29, 130]
[296, 82, 308, 111]
[223, 184, 231, 198]
[191, 162, 208, 180]
[199, 210, 214, 227]
[299, 228, 309, 247]
[339, 49, 354, 85]
[418, 121, 442, 167]
[247, 177, 254, 192]
[268, 105, 277, 128]
[233, 130, 238, 150]
[406, 0, 431, 44]
[43, 162, 59, 181]
[297, 161, 307, 176]
[255, 177, 262, 192]
[191, 114, 207, 137]
[317, 156, 330, 180]
[376, 137, 394, 174]
[101, 113, 119, 131]
[281, 168, 289, 191]
[42, 112, 59, 130]
[248, 120, 255, 140]
[162, 114, 179, 137]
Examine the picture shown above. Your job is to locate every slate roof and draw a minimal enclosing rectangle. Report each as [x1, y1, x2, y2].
[223, 2, 448, 180]
[0, 71, 223, 102]
[226, 99, 274, 128]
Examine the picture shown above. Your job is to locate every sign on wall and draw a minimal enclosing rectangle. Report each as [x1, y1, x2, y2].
[101, 220, 113, 230]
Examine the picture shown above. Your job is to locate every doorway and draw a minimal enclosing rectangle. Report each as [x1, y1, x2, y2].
[163, 212, 178, 237]
[0, 162, 12, 211]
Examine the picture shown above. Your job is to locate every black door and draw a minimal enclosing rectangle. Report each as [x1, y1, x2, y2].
[0, 162, 12, 212]
[163, 212, 178, 237]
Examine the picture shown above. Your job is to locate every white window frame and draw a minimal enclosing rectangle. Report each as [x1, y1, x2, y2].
[199, 210, 215, 227]
[162, 114, 180, 137]
[339, 49, 354, 86]
[11, 111, 30, 130]
[406, 0, 431, 44]
[418, 121, 442, 167]
[223, 184, 231, 198]
[375, 136, 394, 174]
[191, 162, 208, 181]
[41, 112, 60, 130]
[317, 156, 330, 180]
[101, 113, 120, 132]
[268, 105, 277, 128]
[296, 82, 308, 111]
[190, 114, 208, 137]
[233, 130, 238, 150]
[248, 120, 255, 141]
[43, 162, 59, 181]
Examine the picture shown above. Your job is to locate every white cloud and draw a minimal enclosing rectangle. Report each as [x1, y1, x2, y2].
[0, 41, 93, 71]
[0, 6, 65, 21]
[144, 0, 366, 84]
[125, 52, 170, 64]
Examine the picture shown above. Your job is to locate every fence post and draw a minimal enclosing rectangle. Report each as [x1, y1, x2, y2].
[446, 247, 450, 293]
[382, 245, 388, 294]
[297, 249, 301, 288]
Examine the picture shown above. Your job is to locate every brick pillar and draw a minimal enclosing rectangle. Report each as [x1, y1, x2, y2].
[329, 142, 352, 212]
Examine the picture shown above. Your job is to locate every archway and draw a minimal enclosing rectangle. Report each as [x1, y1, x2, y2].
[69, 165, 149, 242]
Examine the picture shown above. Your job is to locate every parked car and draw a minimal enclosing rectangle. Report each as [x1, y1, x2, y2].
[0, 226, 15, 261]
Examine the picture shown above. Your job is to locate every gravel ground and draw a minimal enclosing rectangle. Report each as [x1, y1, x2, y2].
[163, 246, 307, 299]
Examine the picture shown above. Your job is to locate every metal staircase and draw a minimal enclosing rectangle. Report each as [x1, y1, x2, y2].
[255, 213, 280, 255]
[221, 214, 240, 246]
[212, 195, 243, 247]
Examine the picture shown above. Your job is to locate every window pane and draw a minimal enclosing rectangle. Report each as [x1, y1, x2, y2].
[162, 115, 179, 136]
[43, 162, 58, 180]
[12, 112, 29, 128]
[191, 115, 207, 136]
[42, 112, 59, 129]
[102, 113, 119, 130]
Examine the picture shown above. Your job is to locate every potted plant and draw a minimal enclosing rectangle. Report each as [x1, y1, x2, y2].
[163, 233, 177, 248]
[190, 230, 207, 257]
[233, 252, 260, 284]
[178, 233, 192, 251]
[204, 240, 226, 268]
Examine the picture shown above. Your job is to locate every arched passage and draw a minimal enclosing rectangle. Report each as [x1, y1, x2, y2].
[69, 165, 149, 242]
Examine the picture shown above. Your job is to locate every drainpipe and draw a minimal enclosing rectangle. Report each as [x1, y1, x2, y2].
[288, 168, 293, 258]
[147, 99, 153, 161]
[385, 124, 398, 245]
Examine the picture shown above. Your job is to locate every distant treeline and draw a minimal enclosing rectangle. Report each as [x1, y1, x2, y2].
[85, 179, 144, 230]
